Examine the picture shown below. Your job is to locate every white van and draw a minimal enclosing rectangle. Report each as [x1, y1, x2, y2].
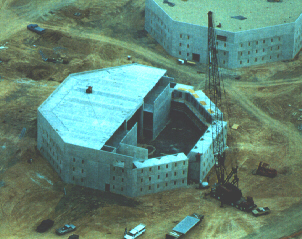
[124, 224, 146, 239]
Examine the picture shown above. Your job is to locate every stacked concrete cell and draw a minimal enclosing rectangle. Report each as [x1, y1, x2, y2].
[37, 64, 227, 197]
[145, 0, 302, 68]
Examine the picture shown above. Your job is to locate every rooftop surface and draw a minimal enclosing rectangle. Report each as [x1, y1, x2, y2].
[38, 64, 167, 150]
[153, 0, 302, 32]
[172, 215, 200, 234]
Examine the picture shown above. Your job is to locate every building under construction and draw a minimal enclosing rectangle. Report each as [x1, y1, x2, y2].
[145, 0, 302, 68]
[37, 64, 227, 197]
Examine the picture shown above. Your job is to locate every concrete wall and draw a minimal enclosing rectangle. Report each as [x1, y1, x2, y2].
[121, 123, 137, 146]
[109, 164, 138, 197]
[37, 110, 66, 181]
[187, 121, 227, 182]
[153, 84, 171, 139]
[232, 24, 294, 68]
[145, 0, 173, 55]
[172, 88, 218, 124]
[145, 0, 302, 68]
[134, 158, 188, 197]
[65, 143, 134, 191]
[117, 143, 148, 160]
[170, 21, 208, 63]
[294, 14, 302, 57]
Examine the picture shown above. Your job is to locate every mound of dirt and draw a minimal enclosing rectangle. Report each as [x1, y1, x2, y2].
[16, 63, 53, 81]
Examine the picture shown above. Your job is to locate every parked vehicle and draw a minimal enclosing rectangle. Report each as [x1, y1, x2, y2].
[252, 207, 270, 216]
[252, 162, 277, 178]
[124, 224, 146, 239]
[166, 213, 204, 239]
[36, 219, 54, 232]
[27, 24, 45, 34]
[56, 224, 76, 235]
[68, 234, 79, 239]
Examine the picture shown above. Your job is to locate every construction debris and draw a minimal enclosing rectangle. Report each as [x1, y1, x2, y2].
[163, 0, 175, 7]
[86, 86, 93, 93]
[231, 16, 247, 20]
[231, 124, 239, 129]
[39, 50, 48, 61]
[0, 42, 8, 49]
[252, 162, 277, 178]
[19, 127, 26, 139]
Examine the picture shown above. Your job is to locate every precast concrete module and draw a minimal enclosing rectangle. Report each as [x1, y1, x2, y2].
[37, 64, 227, 197]
[145, 0, 302, 68]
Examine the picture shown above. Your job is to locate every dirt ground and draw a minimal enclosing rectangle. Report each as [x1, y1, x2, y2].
[0, 0, 302, 238]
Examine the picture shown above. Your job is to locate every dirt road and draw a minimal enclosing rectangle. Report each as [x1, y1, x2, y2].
[1, 0, 302, 238]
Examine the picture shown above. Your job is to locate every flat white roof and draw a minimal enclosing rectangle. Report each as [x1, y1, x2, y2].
[39, 64, 167, 150]
[129, 223, 145, 234]
[153, 0, 302, 32]
[173, 215, 200, 234]
[134, 153, 187, 168]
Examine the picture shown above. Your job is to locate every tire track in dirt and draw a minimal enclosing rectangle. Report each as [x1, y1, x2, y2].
[40, 24, 204, 83]
[226, 81, 302, 167]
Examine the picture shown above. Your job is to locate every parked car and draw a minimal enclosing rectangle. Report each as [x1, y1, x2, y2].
[124, 224, 146, 239]
[56, 224, 76, 235]
[68, 234, 79, 239]
[36, 219, 54, 232]
[252, 207, 270, 216]
[27, 24, 45, 34]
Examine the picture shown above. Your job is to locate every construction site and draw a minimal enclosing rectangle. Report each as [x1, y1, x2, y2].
[146, 0, 302, 68]
[0, 0, 302, 238]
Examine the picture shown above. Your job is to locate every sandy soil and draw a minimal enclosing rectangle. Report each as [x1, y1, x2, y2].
[0, 0, 302, 238]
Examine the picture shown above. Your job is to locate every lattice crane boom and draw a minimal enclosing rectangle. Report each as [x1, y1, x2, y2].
[207, 11, 226, 184]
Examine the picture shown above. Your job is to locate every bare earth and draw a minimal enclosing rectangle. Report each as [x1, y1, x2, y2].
[0, 0, 302, 238]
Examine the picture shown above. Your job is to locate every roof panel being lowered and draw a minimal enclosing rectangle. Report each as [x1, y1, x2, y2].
[39, 64, 167, 150]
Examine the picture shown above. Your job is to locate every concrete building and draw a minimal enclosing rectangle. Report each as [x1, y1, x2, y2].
[171, 83, 227, 182]
[145, 0, 302, 68]
[37, 64, 226, 197]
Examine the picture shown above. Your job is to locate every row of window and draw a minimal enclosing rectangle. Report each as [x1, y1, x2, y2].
[179, 51, 190, 57]
[112, 170, 187, 182]
[179, 34, 190, 39]
[112, 162, 187, 173]
[239, 54, 280, 64]
[112, 167, 124, 172]
[239, 46, 280, 56]
[179, 43, 190, 48]
[73, 158, 85, 164]
[50, 159, 61, 173]
[72, 167, 84, 173]
[72, 176, 84, 182]
[112, 185, 123, 191]
[150, 28, 169, 50]
[150, 14, 170, 32]
[240, 37, 281, 47]
[112, 179, 186, 191]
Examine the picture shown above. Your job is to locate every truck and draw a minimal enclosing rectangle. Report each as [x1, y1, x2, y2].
[27, 24, 46, 34]
[252, 162, 277, 178]
[210, 182, 257, 212]
[165, 213, 204, 239]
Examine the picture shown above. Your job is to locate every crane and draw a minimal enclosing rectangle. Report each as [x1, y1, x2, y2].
[207, 11, 226, 184]
[207, 13, 256, 211]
